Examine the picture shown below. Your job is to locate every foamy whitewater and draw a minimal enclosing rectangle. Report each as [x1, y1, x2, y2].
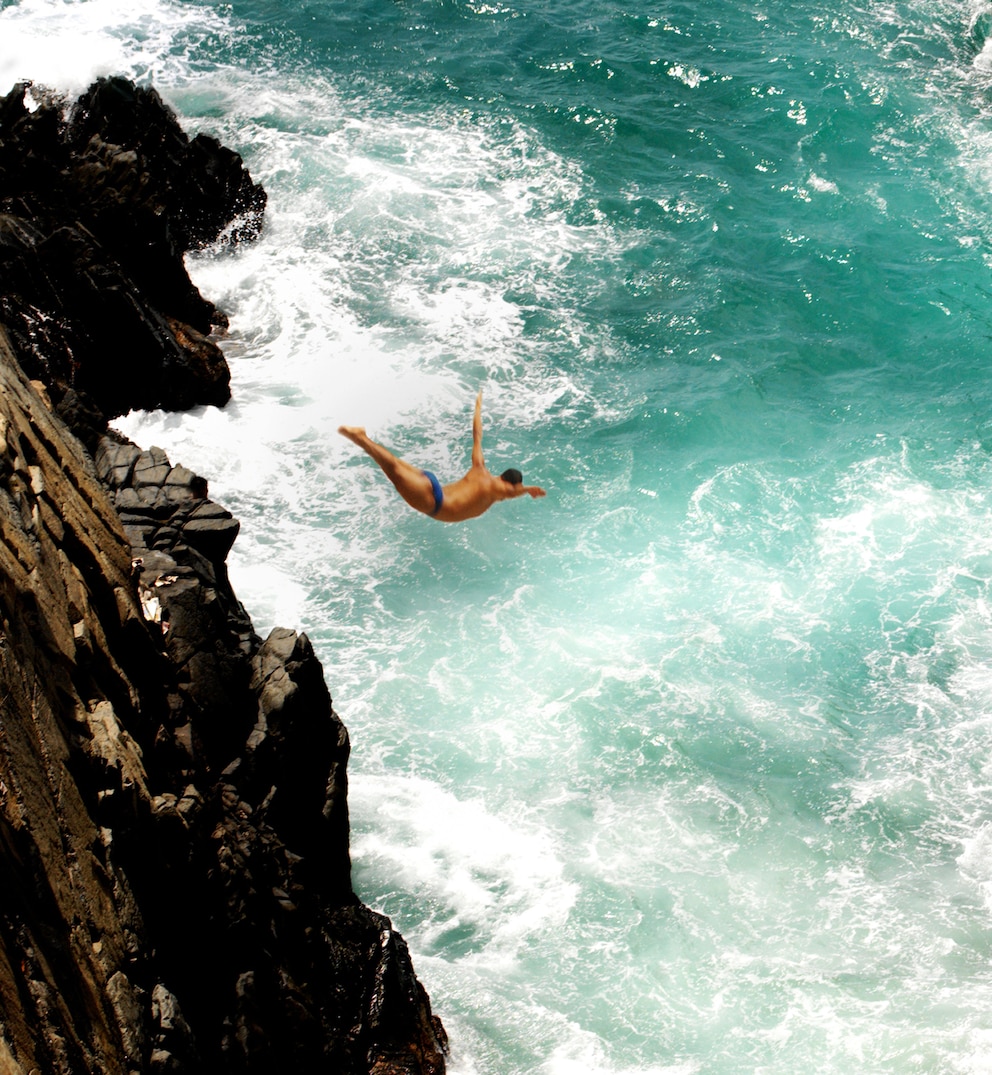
[7, 0, 992, 1069]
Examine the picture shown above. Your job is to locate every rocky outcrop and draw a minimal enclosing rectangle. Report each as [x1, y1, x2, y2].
[0, 79, 446, 1074]
[0, 76, 264, 434]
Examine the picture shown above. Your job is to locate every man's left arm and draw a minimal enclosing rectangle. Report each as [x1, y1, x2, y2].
[472, 391, 485, 469]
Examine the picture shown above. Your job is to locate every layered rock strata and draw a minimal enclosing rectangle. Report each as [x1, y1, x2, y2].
[0, 78, 446, 1074]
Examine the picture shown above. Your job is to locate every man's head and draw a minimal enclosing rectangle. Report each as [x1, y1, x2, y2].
[500, 468, 523, 485]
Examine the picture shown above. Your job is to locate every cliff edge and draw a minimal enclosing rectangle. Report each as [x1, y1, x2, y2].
[0, 78, 446, 1074]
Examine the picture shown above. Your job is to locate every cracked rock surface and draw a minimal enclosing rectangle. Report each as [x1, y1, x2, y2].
[0, 76, 446, 1075]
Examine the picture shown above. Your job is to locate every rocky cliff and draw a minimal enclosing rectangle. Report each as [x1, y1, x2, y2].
[0, 78, 446, 1074]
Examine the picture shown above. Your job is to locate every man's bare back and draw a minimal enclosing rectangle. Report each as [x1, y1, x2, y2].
[338, 391, 546, 523]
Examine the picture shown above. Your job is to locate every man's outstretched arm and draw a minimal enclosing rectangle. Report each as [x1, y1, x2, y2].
[507, 483, 546, 499]
[472, 390, 485, 469]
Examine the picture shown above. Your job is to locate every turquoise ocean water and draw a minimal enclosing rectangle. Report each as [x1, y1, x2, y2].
[6, 0, 992, 1070]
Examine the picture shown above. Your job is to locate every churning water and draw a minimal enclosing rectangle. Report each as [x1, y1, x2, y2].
[7, 0, 992, 1069]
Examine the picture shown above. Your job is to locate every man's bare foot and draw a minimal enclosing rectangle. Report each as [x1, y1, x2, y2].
[338, 425, 367, 445]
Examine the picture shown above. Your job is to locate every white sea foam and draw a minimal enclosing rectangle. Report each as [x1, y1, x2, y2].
[349, 773, 577, 963]
[540, 1033, 700, 1075]
[110, 50, 628, 647]
[974, 34, 992, 71]
[807, 172, 839, 194]
[0, 0, 232, 95]
[958, 824, 992, 912]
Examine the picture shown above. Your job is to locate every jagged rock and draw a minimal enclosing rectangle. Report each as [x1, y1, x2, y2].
[0, 322, 165, 1075]
[0, 315, 447, 1073]
[68, 77, 265, 253]
[0, 76, 265, 426]
[181, 503, 240, 562]
[0, 76, 446, 1074]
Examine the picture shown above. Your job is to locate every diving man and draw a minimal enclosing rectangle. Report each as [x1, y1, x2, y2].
[338, 391, 546, 522]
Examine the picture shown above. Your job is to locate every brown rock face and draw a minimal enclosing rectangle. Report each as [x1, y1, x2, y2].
[0, 327, 160, 1074]
[0, 76, 446, 1075]
[0, 320, 447, 1075]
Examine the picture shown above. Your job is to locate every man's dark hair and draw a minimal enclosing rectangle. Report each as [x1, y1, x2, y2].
[500, 468, 523, 485]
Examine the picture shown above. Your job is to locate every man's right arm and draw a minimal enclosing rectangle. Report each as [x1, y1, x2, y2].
[506, 483, 545, 499]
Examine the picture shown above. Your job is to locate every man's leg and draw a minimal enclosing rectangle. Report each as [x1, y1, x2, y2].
[338, 426, 435, 514]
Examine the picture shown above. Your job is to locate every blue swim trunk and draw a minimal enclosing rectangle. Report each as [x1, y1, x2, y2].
[423, 470, 444, 515]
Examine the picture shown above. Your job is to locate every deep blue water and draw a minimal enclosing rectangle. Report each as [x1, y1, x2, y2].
[6, 0, 992, 1070]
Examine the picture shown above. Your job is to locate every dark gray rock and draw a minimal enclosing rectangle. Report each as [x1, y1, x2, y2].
[0, 76, 266, 430]
[181, 515, 240, 561]
[0, 74, 447, 1075]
